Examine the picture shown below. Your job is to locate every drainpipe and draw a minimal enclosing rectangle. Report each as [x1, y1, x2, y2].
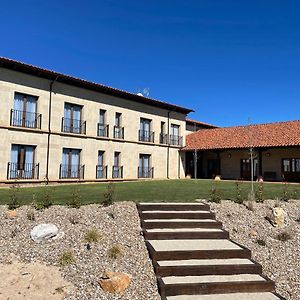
[45, 76, 58, 184]
[167, 111, 171, 179]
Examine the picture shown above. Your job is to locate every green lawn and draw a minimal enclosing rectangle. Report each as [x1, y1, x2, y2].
[0, 179, 299, 205]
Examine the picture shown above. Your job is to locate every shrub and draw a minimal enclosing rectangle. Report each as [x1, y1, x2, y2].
[58, 251, 75, 266]
[103, 182, 115, 206]
[255, 182, 264, 203]
[235, 180, 244, 204]
[276, 231, 292, 242]
[107, 245, 122, 259]
[8, 183, 20, 210]
[34, 185, 53, 210]
[26, 210, 35, 221]
[68, 213, 80, 225]
[84, 229, 102, 244]
[209, 181, 221, 203]
[281, 182, 290, 202]
[256, 239, 266, 246]
[67, 185, 82, 208]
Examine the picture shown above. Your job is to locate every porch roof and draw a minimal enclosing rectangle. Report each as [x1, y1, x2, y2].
[184, 120, 300, 151]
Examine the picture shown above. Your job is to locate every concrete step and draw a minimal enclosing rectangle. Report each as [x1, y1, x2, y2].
[138, 203, 210, 211]
[158, 274, 275, 298]
[166, 292, 282, 300]
[142, 219, 223, 229]
[144, 228, 229, 240]
[140, 211, 215, 220]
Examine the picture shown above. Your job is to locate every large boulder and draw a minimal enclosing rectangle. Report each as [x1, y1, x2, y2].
[271, 207, 287, 228]
[30, 224, 59, 243]
[99, 271, 131, 294]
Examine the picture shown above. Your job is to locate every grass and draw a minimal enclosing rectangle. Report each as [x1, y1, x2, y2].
[58, 250, 75, 266]
[84, 229, 102, 244]
[0, 179, 299, 205]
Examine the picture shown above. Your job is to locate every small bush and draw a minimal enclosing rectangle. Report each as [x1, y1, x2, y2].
[68, 213, 80, 225]
[59, 250, 75, 266]
[8, 183, 20, 210]
[36, 185, 53, 210]
[107, 245, 122, 259]
[255, 182, 264, 203]
[235, 180, 244, 204]
[209, 181, 222, 203]
[281, 182, 290, 202]
[84, 229, 102, 244]
[256, 239, 266, 246]
[26, 210, 35, 221]
[67, 185, 82, 208]
[103, 182, 115, 206]
[276, 231, 292, 242]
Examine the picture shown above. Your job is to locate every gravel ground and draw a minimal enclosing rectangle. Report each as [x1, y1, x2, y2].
[0, 202, 160, 300]
[210, 200, 300, 300]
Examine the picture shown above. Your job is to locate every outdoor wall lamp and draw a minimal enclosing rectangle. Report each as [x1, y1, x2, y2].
[228, 153, 232, 158]
[266, 152, 271, 157]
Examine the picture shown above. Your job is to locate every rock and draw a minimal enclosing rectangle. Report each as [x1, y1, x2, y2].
[214, 175, 221, 181]
[6, 210, 17, 219]
[271, 207, 287, 228]
[99, 271, 131, 294]
[30, 224, 59, 243]
[249, 229, 258, 237]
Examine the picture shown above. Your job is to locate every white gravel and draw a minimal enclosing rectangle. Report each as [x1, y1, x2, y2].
[0, 202, 160, 300]
[210, 199, 300, 300]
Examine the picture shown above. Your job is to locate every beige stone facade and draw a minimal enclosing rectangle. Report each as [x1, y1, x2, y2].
[0, 67, 188, 183]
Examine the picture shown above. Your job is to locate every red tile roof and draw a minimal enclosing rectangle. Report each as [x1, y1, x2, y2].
[186, 118, 219, 129]
[184, 120, 300, 150]
[0, 57, 194, 114]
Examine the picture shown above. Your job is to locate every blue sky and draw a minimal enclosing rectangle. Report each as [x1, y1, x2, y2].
[1, 0, 299, 126]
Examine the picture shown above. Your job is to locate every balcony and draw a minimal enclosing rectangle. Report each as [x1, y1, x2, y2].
[96, 165, 108, 179]
[113, 126, 124, 139]
[159, 133, 168, 144]
[97, 124, 109, 138]
[7, 162, 39, 180]
[138, 167, 154, 178]
[139, 130, 155, 143]
[112, 166, 123, 178]
[10, 109, 42, 129]
[61, 118, 86, 134]
[169, 134, 183, 147]
[59, 164, 85, 179]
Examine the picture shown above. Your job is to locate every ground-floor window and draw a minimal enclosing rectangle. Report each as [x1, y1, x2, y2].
[138, 154, 153, 178]
[96, 151, 107, 179]
[112, 152, 123, 178]
[282, 158, 300, 172]
[8, 144, 38, 179]
[60, 148, 83, 179]
[240, 158, 258, 180]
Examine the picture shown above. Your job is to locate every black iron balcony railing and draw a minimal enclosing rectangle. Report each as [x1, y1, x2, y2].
[97, 123, 109, 138]
[113, 126, 124, 139]
[59, 164, 85, 179]
[96, 165, 108, 179]
[10, 109, 42, 129]
[138, 130, 155, 143]
[138, 167, 154, 178]
[159, 133, 168, 144]
[7, 162, 39, 180]
[169, 134, 183, 146]
[61, 117, 86, 134]
[112, 166, 123, 178]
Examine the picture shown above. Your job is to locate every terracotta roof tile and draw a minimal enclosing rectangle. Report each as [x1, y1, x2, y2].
[184, 120, 300, 150]
[186, 118, 219, 128]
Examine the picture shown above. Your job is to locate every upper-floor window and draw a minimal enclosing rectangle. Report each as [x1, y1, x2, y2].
[170, 124, 182, 146]
[160, 121, 167, 144]
[8, 144, 39, 179]
[139, 118, 154, 142]
[11, 93, 41, 129]
[114, 112, 124, 139]
[98, 109, 108, 137]
[62, 103, 86, 134]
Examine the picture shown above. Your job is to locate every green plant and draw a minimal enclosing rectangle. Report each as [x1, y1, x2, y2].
[256, 239, 266, 246]
[7, 183, 20, 210]
[107, 245, 122, 259]
[34, 184, 54, 210]
[276, 231, 292, 242]
[26, 210, 35, 221]
[281, 182, 290, 202]
[209, 181, 221, 203]
[84, 229, 102, 244]
[235, 180, 244, 204]
[103, 182, 115, 206]
[255, 182, 264, 203]
[67, 185, 82, 208]
[58, 250, 75, 266]
[68, 213, 80, 225]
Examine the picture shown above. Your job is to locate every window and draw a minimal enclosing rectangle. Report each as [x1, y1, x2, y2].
[63, 103, 85, 134]
[96, 151, 107, 179]
[139, 118, 153, 142]
[113, 152, 123, 178]
[138, 154, 153, 178]
[98, 110, 108, 137]
[282, 158, 300, 173]
[60, 148, 83, 179]
[11, 93, 41, 128]
[8, 144, 38, 179]
[160, 121, 167, 144]
[170, 124, 182, 146]
[114, 113, 124, 139]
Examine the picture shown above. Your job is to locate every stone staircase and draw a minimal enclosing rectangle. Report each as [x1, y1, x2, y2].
[137, 202, 285, 300]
